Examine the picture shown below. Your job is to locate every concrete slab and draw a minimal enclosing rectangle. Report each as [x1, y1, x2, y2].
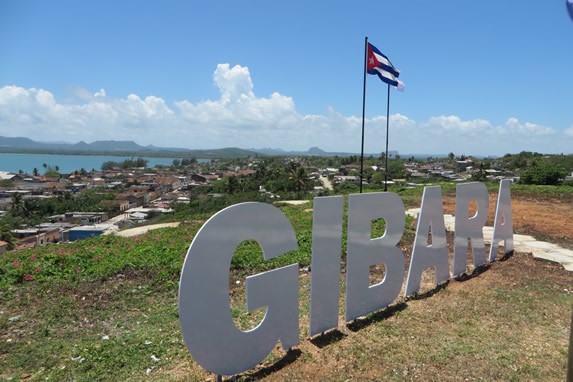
[512, 234, 538, 242]
[523, 241, 560, 251]
[405, 208, 573, 272]
[514, 245, 533, 253]
[532, 252, 573, 264]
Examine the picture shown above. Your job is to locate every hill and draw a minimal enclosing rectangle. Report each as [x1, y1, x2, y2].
[0, 136, 260, 158]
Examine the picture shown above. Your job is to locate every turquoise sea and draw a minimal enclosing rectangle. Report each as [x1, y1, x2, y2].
[0, 153, 180, 174]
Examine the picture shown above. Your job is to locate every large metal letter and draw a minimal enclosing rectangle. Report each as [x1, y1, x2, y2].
[309, 196, 344, 336]
[404, 186, 449, 297]
[178, 202, 299, 376]
[453, 182, 489, 276]
[345, 193, 405, 322]
[489, 179, 514, 261]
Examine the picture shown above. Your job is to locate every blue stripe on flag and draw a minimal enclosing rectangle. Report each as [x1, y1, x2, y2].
[368, 68, 399, 87]
[367, 42, 401, 87]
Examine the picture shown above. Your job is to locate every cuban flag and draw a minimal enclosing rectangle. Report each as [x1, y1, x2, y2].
[367, 42, 402, 88]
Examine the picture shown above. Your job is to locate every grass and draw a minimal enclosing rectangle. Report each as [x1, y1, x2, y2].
[1, 196, 572, 381]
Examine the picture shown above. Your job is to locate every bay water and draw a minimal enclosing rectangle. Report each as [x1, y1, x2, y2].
[0, 153, 183, 175]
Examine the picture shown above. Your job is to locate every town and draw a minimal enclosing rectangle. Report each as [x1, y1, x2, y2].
[1, 151, 572, 254]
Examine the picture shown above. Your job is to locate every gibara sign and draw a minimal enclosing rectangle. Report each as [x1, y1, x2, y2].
[178, 180, 513, 376]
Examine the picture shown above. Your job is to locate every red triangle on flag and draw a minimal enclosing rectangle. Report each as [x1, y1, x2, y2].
[366, 44, 380, 71]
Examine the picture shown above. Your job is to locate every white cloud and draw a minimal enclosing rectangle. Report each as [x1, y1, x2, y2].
[0, 64, 572, 155]
[94, 89, 106, 98]
[213, 64, 255, 103]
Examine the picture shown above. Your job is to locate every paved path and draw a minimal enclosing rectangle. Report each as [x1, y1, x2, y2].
[114, 222, 181, 238]
[406, 208, 573, 272]
[278, 200, 312, 205]
[320, 175, 334, 191]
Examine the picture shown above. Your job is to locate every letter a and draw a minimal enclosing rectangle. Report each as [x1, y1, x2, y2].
[452, 182, 489, 276]
[489, 179, 514, 261]
[405, 186, 449, 297]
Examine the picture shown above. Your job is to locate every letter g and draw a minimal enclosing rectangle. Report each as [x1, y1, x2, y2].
[178, 202, 299, 375]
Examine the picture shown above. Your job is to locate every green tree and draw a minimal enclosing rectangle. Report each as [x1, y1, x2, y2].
[0, 222, 16, 250]
[520, 163, 566, 185]
[225, 176, 239, 195]
[471, 164, 488, 182]
[9, 192, 24, 216]
[287, 164, 313, 197]
[386, 160, 406, 179]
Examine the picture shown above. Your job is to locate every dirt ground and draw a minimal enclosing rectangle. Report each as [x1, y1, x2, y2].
[442, 191, 573, 250]
[225, 192, 573, 381]
[229, 236, 573, 382]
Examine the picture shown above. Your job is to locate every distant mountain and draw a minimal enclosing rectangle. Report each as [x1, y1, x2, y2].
[248, 146, 387, 157]
[78, 140, 144, 151]
[0, 136, 403, 159]
[0, 136, 48, 149]
[0, 136, 261, 159]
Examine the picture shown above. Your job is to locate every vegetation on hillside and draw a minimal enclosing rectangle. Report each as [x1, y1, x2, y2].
[101, 157, 149, 170]
[498, 151, 572, 185]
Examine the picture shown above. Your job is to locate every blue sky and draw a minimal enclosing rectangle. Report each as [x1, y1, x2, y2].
[1, 1, 572, 156]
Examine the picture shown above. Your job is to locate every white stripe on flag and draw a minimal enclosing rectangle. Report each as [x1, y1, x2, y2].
[373, 67, 398, 83]
[372, 52, 399, 75]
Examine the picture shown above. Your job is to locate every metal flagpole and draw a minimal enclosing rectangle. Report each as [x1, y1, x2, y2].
[384, 83, 390, 192]
[360, 36, 368, 193]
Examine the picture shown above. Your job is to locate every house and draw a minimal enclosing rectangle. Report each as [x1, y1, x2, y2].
[333, 175, 360, 185]
[116, 192, 147, 207]
[191, 174, 220, 183]
[48, 212, 108, 225]
[62, 224, 117, 242]
[455, 160, 473, 173]
[191, 174, 208, 183]
[129, 211, 148, 221]
[155, 176, 182, 192]
[99, 199, 131, 213]
[35, 229, 61, 246]
[44, 181, 68, 194]
[0, 171, 21, 181]
[14, 178, 44, 193]
[321, 168, 338, 176]
[237, 169, 256, 177]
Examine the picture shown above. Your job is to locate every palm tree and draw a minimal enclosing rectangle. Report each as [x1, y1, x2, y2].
[288, 164, 313, 197]
[225, 176, 239, 195]
[9, 192, 24, 216]
[0, 223, 16, 250]
[255, 163, 268, 180]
